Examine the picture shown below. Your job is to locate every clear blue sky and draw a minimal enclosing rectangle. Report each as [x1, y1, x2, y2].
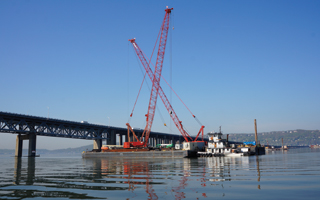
[1, 0, 319, 150]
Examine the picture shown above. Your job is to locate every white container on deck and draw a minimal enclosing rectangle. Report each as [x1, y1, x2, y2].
[175, 144, 183, 150]
[183, 141, 205, 151]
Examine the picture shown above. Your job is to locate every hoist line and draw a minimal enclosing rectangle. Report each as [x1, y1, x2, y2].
[169, 12, 173, 134]
[195, 116, 203, 127]
[128, 28, 160, 120]
[127, 49, 146, 124]
[131, 50, 167, 126]
[127, 41, 131, 122]
[140, 49, 202, 126]
[128, 41, 168, 129]
[129, 66, 147, 118]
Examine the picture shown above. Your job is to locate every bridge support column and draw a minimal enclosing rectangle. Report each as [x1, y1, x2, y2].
[15, 134, 36, 157]
[110, 130, 116, 145]
[93, 139, 102, 151]
[119, 134, 123, 145]
[104, 131, 110, 144]
[15, 134, 23, 157]
[28, 133, 37, 157]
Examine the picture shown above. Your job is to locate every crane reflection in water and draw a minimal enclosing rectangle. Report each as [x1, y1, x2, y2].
[11, 156, 262, 199]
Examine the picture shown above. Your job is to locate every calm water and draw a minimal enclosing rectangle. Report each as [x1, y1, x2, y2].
[0, 148, 319, 200]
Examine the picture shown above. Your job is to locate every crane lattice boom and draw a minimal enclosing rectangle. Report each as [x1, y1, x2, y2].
[126, 7, 205, 147]
[129, 39, 193, 142]
[142, 7, 173, 144]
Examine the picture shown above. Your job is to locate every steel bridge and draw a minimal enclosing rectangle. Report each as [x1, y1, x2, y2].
[0, 111, 195, 157]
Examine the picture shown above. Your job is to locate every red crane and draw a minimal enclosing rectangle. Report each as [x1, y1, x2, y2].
[128, 39, 205, 142]
[125, 7, 173, 148]
[127, 7, 204, 147]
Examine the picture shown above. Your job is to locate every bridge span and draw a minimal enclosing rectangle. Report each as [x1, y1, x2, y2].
[0, 111, 195, 157]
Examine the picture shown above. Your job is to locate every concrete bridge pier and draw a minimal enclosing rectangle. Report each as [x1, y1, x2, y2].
[15, 134, 23, 157]
[119, 134, 123, 145]
[93, 139, 102, 151]
[15, 133, 37, 157]
[109, 130, 116, 145]
[28, 133, 37, 157]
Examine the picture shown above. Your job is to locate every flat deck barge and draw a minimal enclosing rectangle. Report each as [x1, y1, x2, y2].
[82, 150, 189, 158]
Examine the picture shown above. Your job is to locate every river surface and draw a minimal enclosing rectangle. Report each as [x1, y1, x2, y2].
[0, 148, 319, 199]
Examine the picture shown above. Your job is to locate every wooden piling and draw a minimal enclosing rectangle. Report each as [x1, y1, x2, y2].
[254, 119, 258, 145]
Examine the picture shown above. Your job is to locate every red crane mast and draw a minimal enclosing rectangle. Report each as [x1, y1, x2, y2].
[126, 7, 205, 148]
[142, 7, 173, 144]
[125, 7, 173, 148]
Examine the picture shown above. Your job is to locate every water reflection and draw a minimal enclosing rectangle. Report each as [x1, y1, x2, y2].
[11, 157, 108, 199]
[90, 159, 158, 199]
[204, 157, 232, 182]
[27, 157, 35, 185]
[84, 158, 163, 199]
[256, 156, 261, 189]
[82, 156, 263, 199]
[200, 156, 262, 190]
[14, 157, 35, 185]
[8, 155, 262, 199]
[14, 157, 22, 185]
[170, 159, 192, 200]
[2, 149, 319, 199]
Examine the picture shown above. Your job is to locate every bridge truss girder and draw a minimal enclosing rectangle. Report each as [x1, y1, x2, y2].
[0, 112, 108, 140]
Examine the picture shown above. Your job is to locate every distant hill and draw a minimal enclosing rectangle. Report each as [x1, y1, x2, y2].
[0, 145, 92, 156]
[228, 129, 320, 146]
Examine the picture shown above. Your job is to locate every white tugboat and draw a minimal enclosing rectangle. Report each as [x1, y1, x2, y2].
[197, 127, 252, 157]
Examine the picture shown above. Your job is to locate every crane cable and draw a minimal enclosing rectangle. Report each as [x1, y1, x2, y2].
[139, 44, 204, 127]
[129, 68, 147, 118]
[129, 29, 159, 119]
[129, 46, 168, 128]
[129, 28, 169, 128]
[169, 12, 173, 133]
[128, 12, 203, 128]
[142, 52, 203, 127]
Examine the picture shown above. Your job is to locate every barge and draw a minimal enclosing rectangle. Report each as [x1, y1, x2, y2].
[82, 141, 205, 159]
[82, 149, 189, 158]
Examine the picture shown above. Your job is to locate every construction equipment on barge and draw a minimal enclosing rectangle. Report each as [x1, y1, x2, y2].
[124, 7, 174, 150]
[197, 121, 266, 157]
[83, 7, 206, 158]
[126, 7, 205, 152]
